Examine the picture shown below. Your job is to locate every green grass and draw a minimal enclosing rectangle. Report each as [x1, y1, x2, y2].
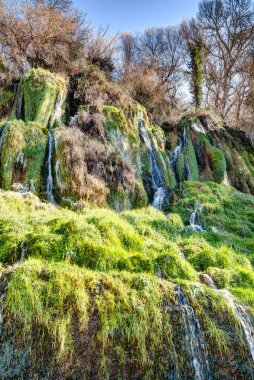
[0, 181, 253, 377]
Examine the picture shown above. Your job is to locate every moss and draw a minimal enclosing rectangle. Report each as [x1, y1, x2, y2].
[2, 259, 175, 377]
[176, 151, 185, 182]
[186, 128, 200, 180]
[20, 68, 67, 127]
[102, 105, 127, 131]
[209, 147, 226, 182]
[207, 267, 232, 289]
[0, 88, 13, 117]
[0, 120, 47, 192]
[154, 253, 198, 281]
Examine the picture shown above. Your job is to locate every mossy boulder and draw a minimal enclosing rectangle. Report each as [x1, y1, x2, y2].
[0, 120, 47, 193]
[12, 68, 67, 127]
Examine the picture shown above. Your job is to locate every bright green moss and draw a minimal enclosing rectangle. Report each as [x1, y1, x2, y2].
[0, 120, 47, 192]
[186, 129, 200, 180]
[102, 105, 127, 131]
[209, 147, 226, 182]
[207, 267, 232, 289]
[20, 68, 67, 127]
[176, 151, 185, 181]
[0, 88, 13, 117]
[3, 259, 175, 376]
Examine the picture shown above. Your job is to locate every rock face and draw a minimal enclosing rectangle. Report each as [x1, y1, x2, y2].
[0, 68, 254, 210]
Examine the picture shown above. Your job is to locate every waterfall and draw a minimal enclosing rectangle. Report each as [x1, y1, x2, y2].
[222, 290, 254, 361]
[190, 200, 204, 232]
[222, 171, 231, 186]
[46, 131, 55, 204]
[183, 127, 193, 180]
[20, 242, 26, 263]
[53, 92, 64, 126]
[174, 285, 212, 380]
[152, 187, 167, 210]
[139, 120, 166, 210]
[171, 126, 193, 183]
[172, 139, 182, 183]
[191, 121, 206, 134]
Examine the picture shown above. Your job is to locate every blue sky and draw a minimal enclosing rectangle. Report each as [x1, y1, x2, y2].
[73, 0, 200, 33]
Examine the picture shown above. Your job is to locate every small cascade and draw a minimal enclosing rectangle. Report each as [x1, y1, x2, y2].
[172, 140, 182, 182]
[222, 171, 231, 186]
[190, 200, 204, 233]
[53, 93, 64, 126]
[152, 187, 167, 209]
[139, 120, 166, 209]
[223, 290, 254, 361]
[191, 121, 206, 134]
[46, 131, 55, 204]
[171, 125, 193, 183]
[183, 127, 193, 180]
[174, 285, 212, 380]
[20, 242, 26, 263]
[199, 273, 217, 289]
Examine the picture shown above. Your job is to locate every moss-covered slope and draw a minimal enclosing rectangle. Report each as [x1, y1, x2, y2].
[0, 186, 253, 378]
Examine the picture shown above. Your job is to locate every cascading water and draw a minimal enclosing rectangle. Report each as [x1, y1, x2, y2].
[183, 127, 193, 180]
[190, 200, 204, 232]
[172, 140, 182, 182]
[222, 290, 254, 362]
[191, 121, 206, 134]
[171, 125, 193, 183]
[222, 171, 231, 186]
[20, 242, 26, 263]
[139, 120, 166, 210]
[46, 130, 55, 204]
[174, 285, 212, 380]
[53, 92, 64, 126]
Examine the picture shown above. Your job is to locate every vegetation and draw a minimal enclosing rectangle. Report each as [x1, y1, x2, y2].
[0, 0, 253, 378]
[0, 183, 253, 377]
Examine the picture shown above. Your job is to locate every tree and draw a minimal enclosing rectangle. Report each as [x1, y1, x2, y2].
[119, 27, 185, 112]
[0, 1, 90, 75]
[33, 0, 73, 12]
[197, 0, 254, 120]
[181, 20, 204, 110]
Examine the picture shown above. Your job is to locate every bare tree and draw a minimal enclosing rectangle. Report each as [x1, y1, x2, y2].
[0, 1, 91, 75]
[119, 27, 185, 110]
[33, 0, 73, 12]
[86, 27, 119, 73]
[198, 0, 254, 121]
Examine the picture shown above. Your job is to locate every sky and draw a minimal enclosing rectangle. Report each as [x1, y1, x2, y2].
[73, 0, 200, 34]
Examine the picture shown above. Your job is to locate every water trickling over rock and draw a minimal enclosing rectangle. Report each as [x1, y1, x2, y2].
[190, 200, 204, 232]
[173, 285, 212, 380]
[222, 171, 231, 186]
[171, 125, 194, 183]
[183, 126, 193, 180]
[20, 242, 26, 263]
[46, 131, 55, 204]
[139, 120, 166, 209]
[223, 290, 254, 362]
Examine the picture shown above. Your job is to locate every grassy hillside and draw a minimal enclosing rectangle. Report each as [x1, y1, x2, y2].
[0, 181, 254, 378]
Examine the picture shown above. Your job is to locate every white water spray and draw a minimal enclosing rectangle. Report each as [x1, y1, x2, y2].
[190, 200, 204, 232]
[174, 285, 212, 380]
[139, 120, 166, 210]
[222, 290, 254, 361]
